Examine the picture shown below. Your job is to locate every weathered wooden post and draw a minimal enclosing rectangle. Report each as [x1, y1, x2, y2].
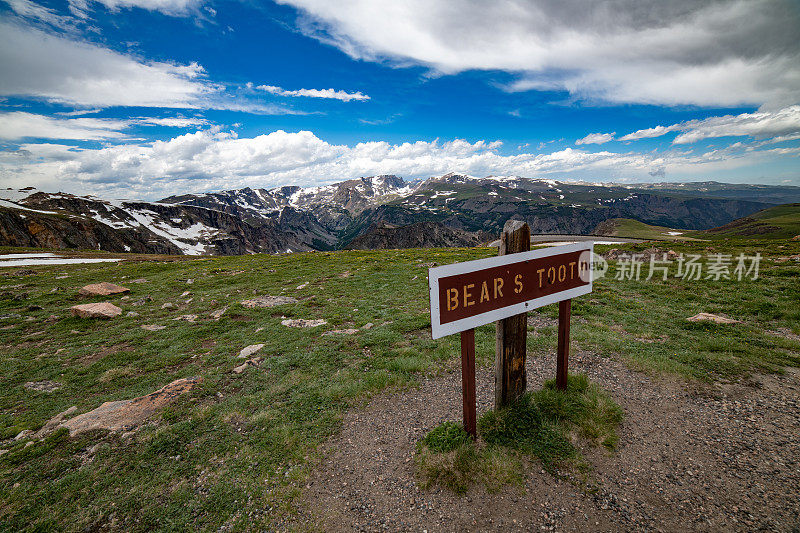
[557, 299, 571, 390]
[495, 220, 531, 408]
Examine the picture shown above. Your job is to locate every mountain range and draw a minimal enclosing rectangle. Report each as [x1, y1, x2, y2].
[2, 174, 799, 255]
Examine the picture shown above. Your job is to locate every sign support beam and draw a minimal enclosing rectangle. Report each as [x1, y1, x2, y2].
[495, 220, 531, 409]
[557, 299, 571, 391]
[460, 328, 477, 438]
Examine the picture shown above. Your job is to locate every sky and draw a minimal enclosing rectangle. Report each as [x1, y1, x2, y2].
[0, 0, 799, 200]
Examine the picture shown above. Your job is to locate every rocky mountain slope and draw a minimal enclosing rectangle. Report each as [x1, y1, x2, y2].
[1, 175, 792, 254]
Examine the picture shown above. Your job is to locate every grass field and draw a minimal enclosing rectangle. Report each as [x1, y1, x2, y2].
[1, 237, 799, 530]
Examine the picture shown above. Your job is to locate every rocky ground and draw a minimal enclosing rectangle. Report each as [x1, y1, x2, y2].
[295, 351, 800, 532]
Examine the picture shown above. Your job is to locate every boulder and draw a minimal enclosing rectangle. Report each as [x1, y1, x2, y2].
[79, 282, 130, 296]
[71, 302, 122, 319]
[238, 344, 264, 358]
[60, 377, 201, 436]
[686, 313, 741, 325]
[241, 295, 298, 308]
[34, 406, 77, 438]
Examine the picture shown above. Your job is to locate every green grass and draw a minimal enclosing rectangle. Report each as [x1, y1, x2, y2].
[417, 374, 622, 493]
[693, 203, 800, 239]
[0, 238, 798, 529]
[598, 218, 700, 241]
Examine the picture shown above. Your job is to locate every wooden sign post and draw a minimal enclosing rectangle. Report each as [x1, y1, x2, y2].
[429, 231, 593, 437]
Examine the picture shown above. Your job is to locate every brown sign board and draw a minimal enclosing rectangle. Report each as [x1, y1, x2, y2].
[429, 242, 594, 339]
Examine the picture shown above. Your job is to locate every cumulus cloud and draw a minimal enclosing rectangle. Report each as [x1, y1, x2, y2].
[277, 0, 800, 107]
[256, 85, 370, 102]
[620, 105, 800, 144]
[2, 129, 795, 199]
[575, 132, 615, 145]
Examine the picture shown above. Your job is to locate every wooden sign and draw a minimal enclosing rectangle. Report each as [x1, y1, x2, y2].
[428, 240, 594, 438]
[429, 242, 594, 339]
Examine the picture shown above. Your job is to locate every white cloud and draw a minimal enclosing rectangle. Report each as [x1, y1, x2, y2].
[136, 116, 209, 127]
[620, 105, 800, 144]
[575, 132, 615, 145]
[0, 21, 214, 108]
[0, 111, 130, 140]
[3, 129, 796, 199]
[256, 85, 370, 102]
[68, 0, 204, 17]
[277, 0, 800, 107]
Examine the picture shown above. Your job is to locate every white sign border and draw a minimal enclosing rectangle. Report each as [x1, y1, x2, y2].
[429, 242, 594, 339]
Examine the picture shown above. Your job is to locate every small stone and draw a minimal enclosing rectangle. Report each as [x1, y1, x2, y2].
[141, 324, 166, 331]
[130, 296, 152, 306]
[362, 322, 374, 330]
[322, 328, 359, 336]
[240, 295, 298, 308]
[238, 344, 265, 358]
[14, 429, 34, 441]
[129, 279, 148, 283]
[181, 291, 190, 297]
[71, 302, 122, 319]
[296, 282, 309, 290]
[126, 311, 139, 317]
[686, 313, 741, 324]
[173, 315, 198, 322]
[24, 380, 62, 392]
[233, 357, 264, 374]
[79, 282, 130, 297]
[209, 306, 228, 320]
[281, 318, 327, 328]
[161, 302, 176, 309]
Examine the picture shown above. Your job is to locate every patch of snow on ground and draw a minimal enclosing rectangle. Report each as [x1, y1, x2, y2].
[666, 231, 684, 236]
[0, 188, 39, 202]
[0, 256, 122, 267]
[0, 199, 57, 214]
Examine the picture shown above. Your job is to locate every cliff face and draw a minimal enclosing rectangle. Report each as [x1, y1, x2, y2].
[345, 221, 483, 250]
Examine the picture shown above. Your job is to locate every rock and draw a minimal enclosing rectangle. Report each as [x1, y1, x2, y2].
[79, 282, 130, 296]
[238, 344, 265, 358]
[687, 313, 741, 325]
[209, 306, 228, 320]
[71, 302, 122, 319]
[34, 406, 77, 438]
[141, 324, 166, 331]
[24, 380, 61, 392]
[126, 311, 139, 317]
[172, 315, 198, 322]
[181, 291, 191, 297]
[281, 318, 327, 328]
[161, 302, 176, 309]
[240, 295, 298, 308]
[130, 296, 152, 306]
[60, 377, 202, 436]
[322, 329, 359, 336]
[233, 357, 264, 374]
[362, 322, 374, 330]
[792, 235, 800, 241]
[296, 282, 309, 290]
[14, 429, 34, 441]
[129, 278, 148, 283]
[186, 279, 194, 284]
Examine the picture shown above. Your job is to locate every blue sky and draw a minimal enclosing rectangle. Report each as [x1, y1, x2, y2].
[0, 0, 799, 199]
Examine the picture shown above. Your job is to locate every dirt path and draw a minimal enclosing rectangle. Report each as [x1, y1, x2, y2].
[294, 352, 800, 532]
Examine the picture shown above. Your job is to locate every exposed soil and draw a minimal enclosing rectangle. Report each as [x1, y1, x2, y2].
[295, 352, 800, 532]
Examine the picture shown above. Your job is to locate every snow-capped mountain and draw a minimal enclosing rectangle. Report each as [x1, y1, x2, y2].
[2, 175, 793, 255]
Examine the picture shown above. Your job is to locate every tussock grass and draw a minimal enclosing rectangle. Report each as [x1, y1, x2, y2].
[417, 374, 622, 493]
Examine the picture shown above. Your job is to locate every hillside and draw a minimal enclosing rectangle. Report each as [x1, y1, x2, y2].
[593, 218, 700, 241]
[0, 240, 798, 529]
[698, 203, 800, 239]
